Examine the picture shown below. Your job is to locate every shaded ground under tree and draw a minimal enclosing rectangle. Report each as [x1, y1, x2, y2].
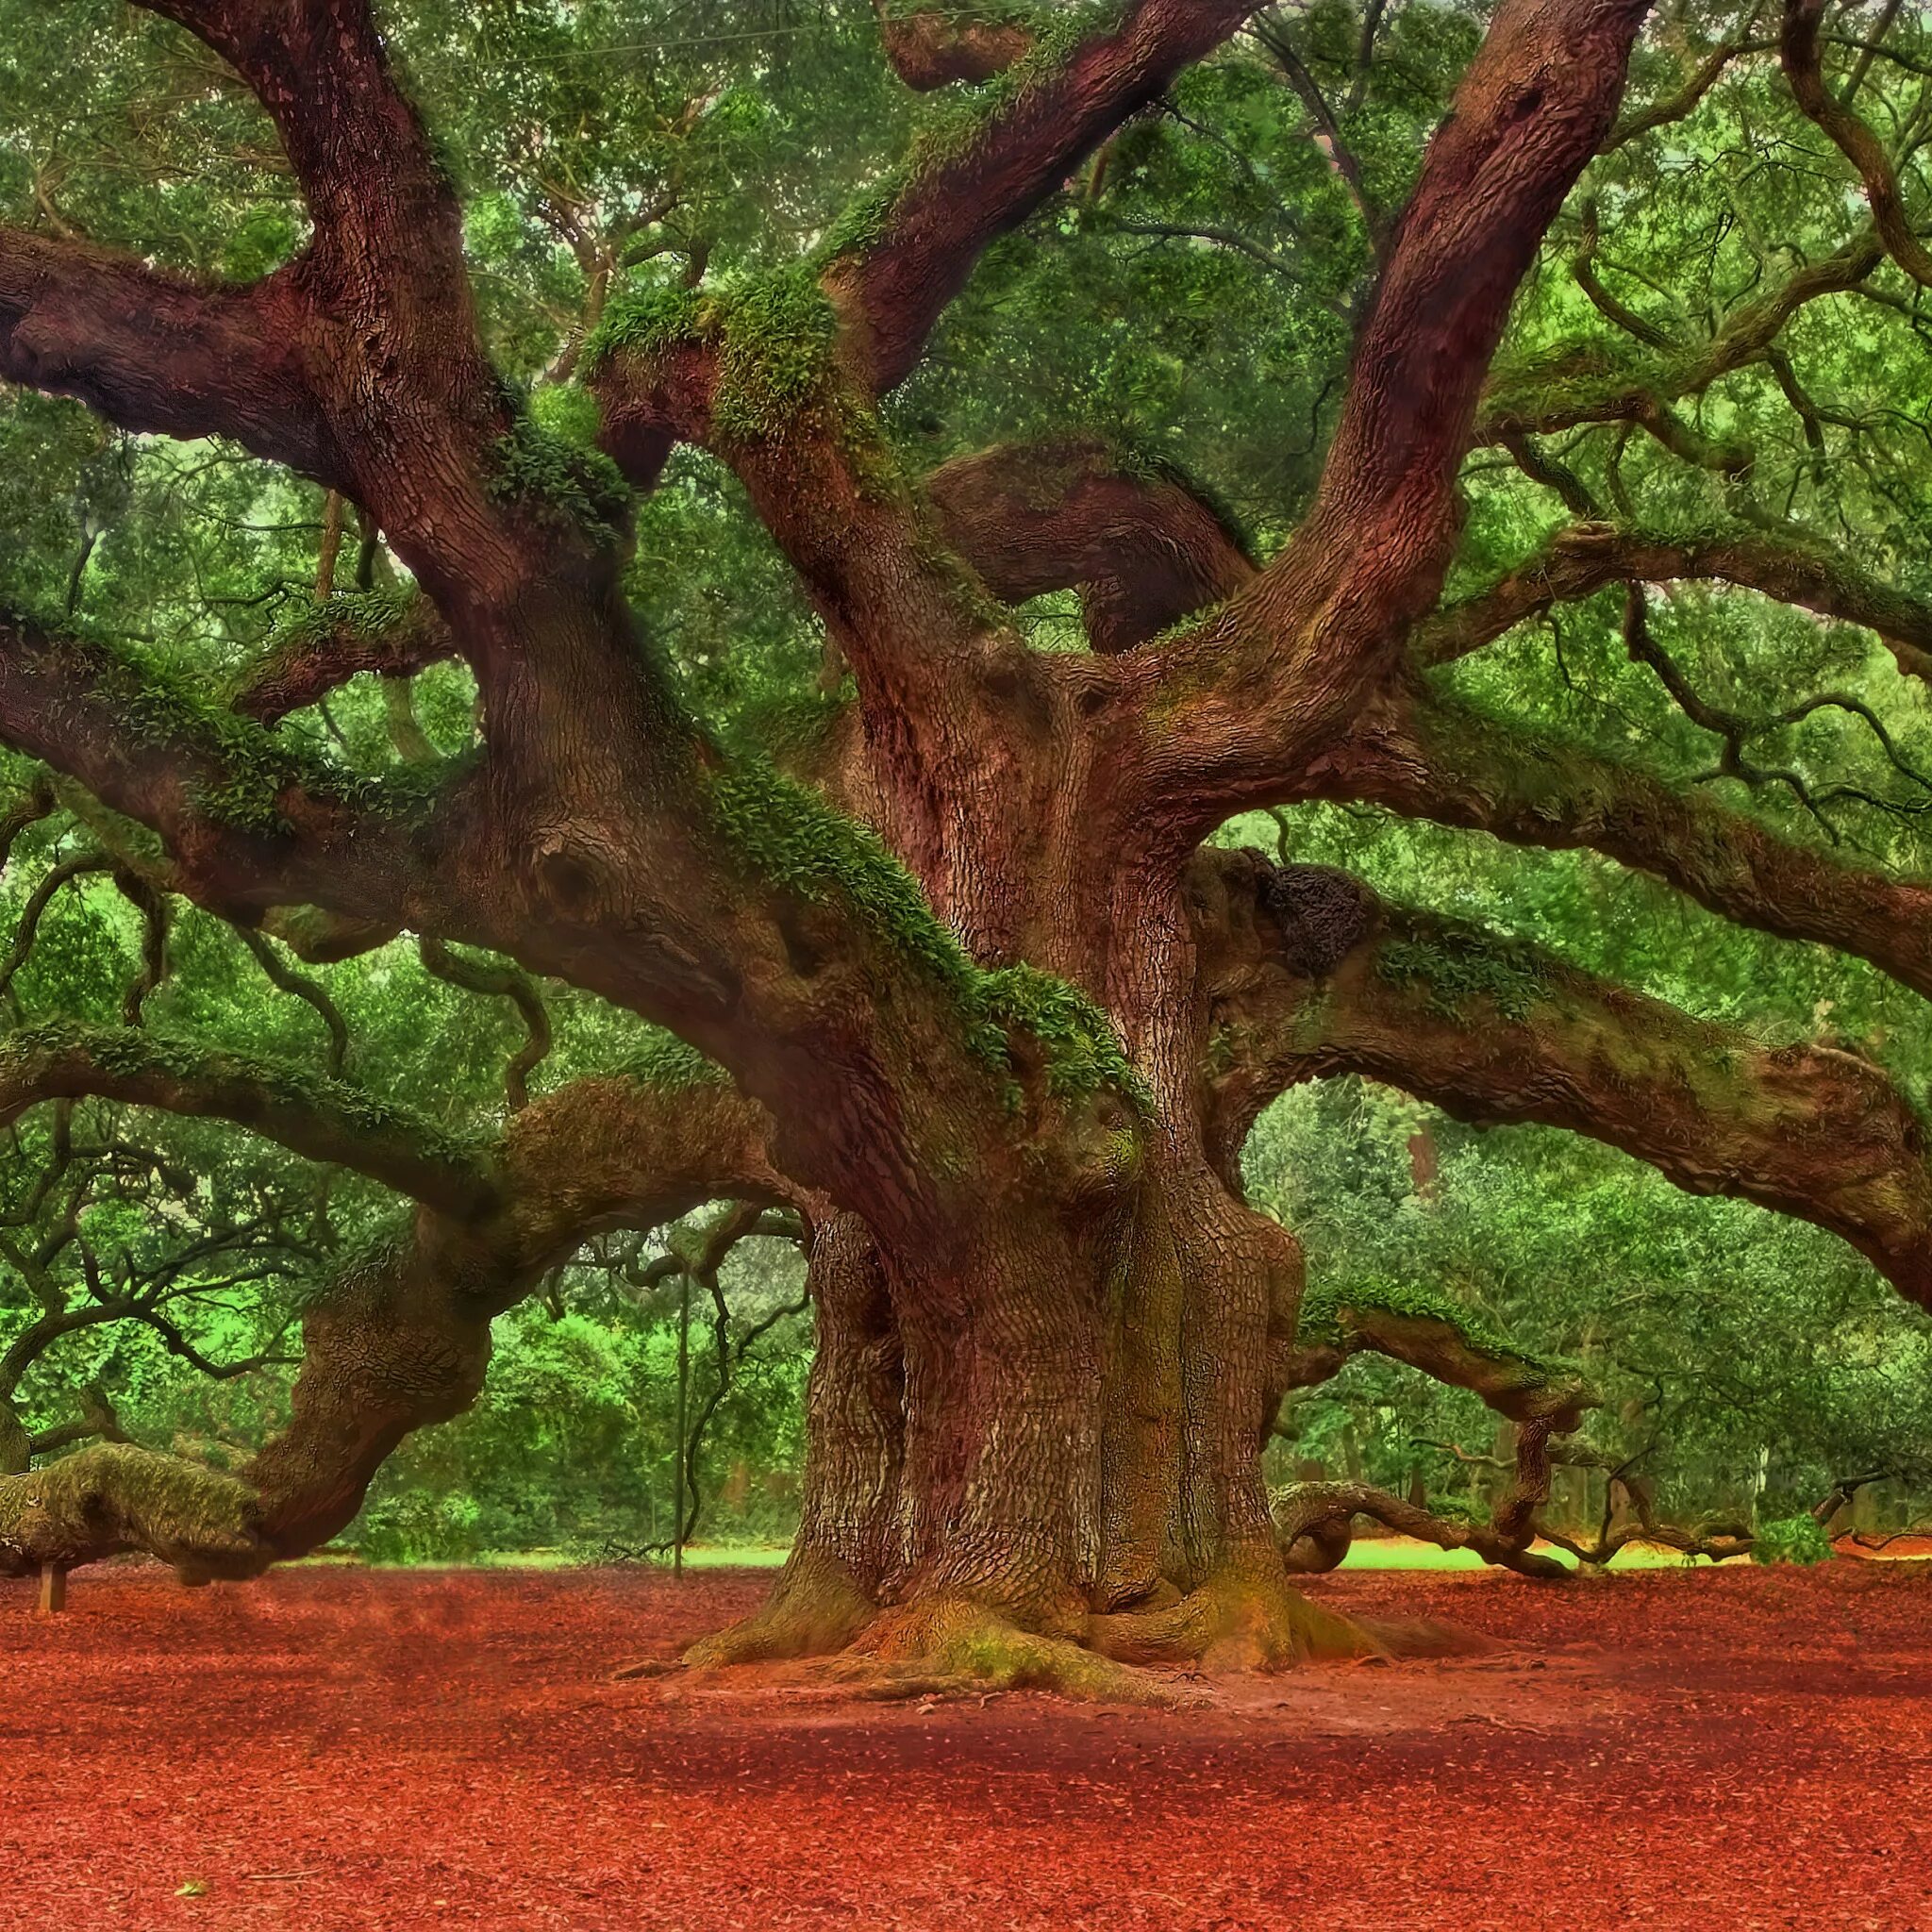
[4, 1557, 1928, 1929]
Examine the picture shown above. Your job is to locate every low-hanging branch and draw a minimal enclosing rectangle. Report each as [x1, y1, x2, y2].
[1194, 850, 1932, 1308]
[0, 1053, 790, 1581]
[1271, 1280, 1597, 1578]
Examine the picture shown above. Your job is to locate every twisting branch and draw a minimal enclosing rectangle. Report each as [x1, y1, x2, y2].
[1272, 1281, 1597, 1577]
[235, 926, 350, 1076]
[1416, 518, 1932, 679]
[1618, 584, 1932, 836]
[1782, 0, 1932, 288]
[0, 1066, 788, 1580]
[1140, 0, 1651, 816]
[1249, 11, 1385, 249]
[0, 774, 56, 878]
[925, 438, 1257, 652]
[0, 855, 111, 1002]
[113, 866, 173, 1025]
[1477, 229, 1884, 443]
[1191, 852, 1932, 1308]
[1603, 26, 1769, 151]
[418, 938, 553, 1112]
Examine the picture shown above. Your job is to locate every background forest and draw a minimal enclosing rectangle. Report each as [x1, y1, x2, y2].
[4, 0, 1931, 1567]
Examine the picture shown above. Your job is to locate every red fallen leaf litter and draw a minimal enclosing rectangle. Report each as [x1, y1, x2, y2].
[5, 1551, 1930, 1930]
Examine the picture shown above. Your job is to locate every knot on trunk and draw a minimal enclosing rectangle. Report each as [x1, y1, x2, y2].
[1256, 862, 1377, 978]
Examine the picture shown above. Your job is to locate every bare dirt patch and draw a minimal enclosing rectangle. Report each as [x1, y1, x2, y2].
[5, 1559, 1929, 1929]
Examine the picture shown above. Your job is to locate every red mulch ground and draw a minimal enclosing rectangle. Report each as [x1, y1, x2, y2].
[6, 1559, 1930, 1930]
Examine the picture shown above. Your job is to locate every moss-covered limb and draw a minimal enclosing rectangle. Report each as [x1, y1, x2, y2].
[1782, 0, 1932, 291]
[1289, 1282, 1597, 1429]
[824, 0, 1259, 393]
[1270, 1478, 1571, 1580]
[874, 1, 1039, 89]
[1192, 849, 1932, 1310]
[1475, 228, 1882, 445]
[1416, 520, 1932, 679]
[1, 1075, 789, 1585]
[231, 589, 457, 724]
[924, 438, 1257, 652]
[0, 1020, 499, 1219]
[0, 608, 441, 924]
[0, 1443, 270, 1582]
[1338, 689, 1932, 1002]
[1540, 1507, 1754, 1568]
[705, 760, 1146, 1115]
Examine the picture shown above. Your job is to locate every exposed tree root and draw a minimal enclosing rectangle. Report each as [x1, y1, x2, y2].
[825, 1596, 1207, 1709]
[1089, 1564, 1400, 1671]
[676, 1547, 877, 1668]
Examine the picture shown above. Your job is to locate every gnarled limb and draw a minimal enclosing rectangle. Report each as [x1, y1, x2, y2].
[1782, 0, 1932, 288]
[1332, 688, 1932, 1001]
[1193, 851, 1932, 1308]
[925, 438, 1256, 653]
[1141, 0, 1651, 818]
[0, 1021, 497, 1219]
[1273, 1281, 1597, 1576]
[1283, 1283, 1597, 1431]
[417, 939, 552, 1113]
[1272, 1478, 1572, 1580]
[0, 609, 441, 924]
[0, 1066, 787, 1580]
[0, 229, 334, 478]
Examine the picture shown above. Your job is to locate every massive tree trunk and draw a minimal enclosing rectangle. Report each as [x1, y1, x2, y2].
[691, 843, 1369, 1676]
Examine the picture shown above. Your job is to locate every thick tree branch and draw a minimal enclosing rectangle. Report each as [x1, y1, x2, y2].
[1195, 853, 1932, 1307]
[231, 592, 457, 724]
[0, 1069, 786, 1579]
[1139, 0, 1651, 819]
[0, 1021, 498, 1218]
[1330, 687, 1932, 1001]
[0, 609, 438, 924]
[828, 2, 1267, 393]
[1782, 0, 1932, 287]
[0, 229, 335, 478]
[925, 438, 1257, 652]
